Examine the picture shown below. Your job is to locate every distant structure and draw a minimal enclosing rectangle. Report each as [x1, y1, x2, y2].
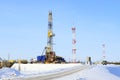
[8, 53, 10, 61]
[86, 57, 92, 65]
[102, 44, 106, 60]
[72, 27, 76, 63]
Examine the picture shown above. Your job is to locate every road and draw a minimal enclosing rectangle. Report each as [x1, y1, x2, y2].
[24, 65, 90, 80]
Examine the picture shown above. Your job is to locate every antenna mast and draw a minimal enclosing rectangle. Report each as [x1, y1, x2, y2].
[102, 44, 106, 60]
[72, 27, 76, 63]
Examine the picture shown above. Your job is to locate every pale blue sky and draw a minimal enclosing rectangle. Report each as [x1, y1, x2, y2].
[0, 0, 120, 62]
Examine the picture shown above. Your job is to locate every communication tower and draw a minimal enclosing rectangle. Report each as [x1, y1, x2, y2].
[102, 44, 106, 60]
[72, 27, 76, 63]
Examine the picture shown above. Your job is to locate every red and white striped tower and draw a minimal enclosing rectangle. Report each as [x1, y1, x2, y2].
[102, 44, 106, 60]
[72, 27, 76, 63]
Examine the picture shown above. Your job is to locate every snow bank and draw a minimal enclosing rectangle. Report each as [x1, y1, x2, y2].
[106, 65, 120, 77]
[0, 67, 23, 79]
[55, 65, 120, 80]
[12, 63, 82, 72]
[1, 64, 82, 79]
[0, 64, 82, 79]
[80, 66, 120, 80]
[11, 63, 83, 78]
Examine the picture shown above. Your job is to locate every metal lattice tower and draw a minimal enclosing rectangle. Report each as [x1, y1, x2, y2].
[46, 11, 55, 53]
[72, 27, 76, 63]
[102, 44, 106, 60]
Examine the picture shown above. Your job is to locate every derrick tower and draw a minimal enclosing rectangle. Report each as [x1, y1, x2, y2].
[46, 11, 55, 53]
[45, 11, 55, 63]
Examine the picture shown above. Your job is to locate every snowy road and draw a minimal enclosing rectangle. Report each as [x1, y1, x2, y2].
[1, 65, 120, 80]
[25, 65, 90, 80]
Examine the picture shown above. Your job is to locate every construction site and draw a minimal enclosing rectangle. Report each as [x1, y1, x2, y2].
[0, 11, 119, 69]
[1, 10, 120, 70]
[0, 12, 65, 68]
[0, 11, 79, 69]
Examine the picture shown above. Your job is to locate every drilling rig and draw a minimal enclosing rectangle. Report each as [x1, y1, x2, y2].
[37, 11, 65, 63]
[45, 11, 56, 63]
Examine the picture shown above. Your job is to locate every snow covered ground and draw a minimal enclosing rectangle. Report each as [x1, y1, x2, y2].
[55, 65, 120, 80]
[12, 63, 82, 72]
[0, 67, 23, 80]
[0, 64, 120, 80]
